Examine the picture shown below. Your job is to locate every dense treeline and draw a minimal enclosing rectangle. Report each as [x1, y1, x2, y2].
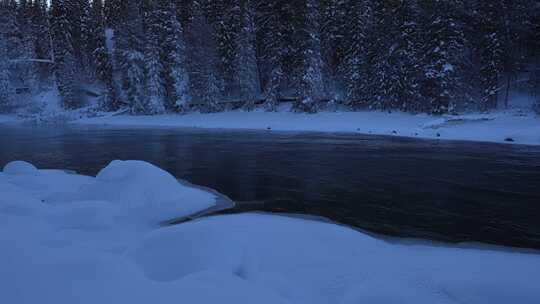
[1, 0, 540, 114]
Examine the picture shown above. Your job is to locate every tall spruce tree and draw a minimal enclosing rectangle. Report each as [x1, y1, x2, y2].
[418, 0, 467, 114]
[90, 0, 118, 111]
[185, 2, 223, 112]
[257, 0, 289, 111]
[161, 0, 191, 112]
[474, 0, 505, 110]
[0, 29, 14, 112]
[29, 0, 53, 87]
[234, 0, 260, 110]
[114, 0, 146, 113]
[341, 0, 373, 106]
[50, 0, 80, 109]
[143, 0, 166, 114]
[293, 0, 325, 113]
[365, 0, 422, 111]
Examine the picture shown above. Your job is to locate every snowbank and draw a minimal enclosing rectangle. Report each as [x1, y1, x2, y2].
[1, 161, 539, 304]
[0, 114, 18, 124]
[0, 160, 218, 224]
[74, 109, 540, 145]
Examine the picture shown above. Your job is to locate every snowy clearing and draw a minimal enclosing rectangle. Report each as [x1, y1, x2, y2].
[1, 160, 540, 304]
[74, 109, 540, 145]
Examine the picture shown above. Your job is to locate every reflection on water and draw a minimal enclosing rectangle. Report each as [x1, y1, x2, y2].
[1, 125, 540, 248]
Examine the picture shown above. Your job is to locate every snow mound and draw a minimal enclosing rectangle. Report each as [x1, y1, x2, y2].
[2, 160, 38, 175]
[78, 160, 217, 223]
[0, 160, 219, 223]
[130, 214, 540, 304]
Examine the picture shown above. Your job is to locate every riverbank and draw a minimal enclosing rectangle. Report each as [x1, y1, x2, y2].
[73, 109, 540, 145]
[2, 109, 539, 146]
[0, 114, 18, 124]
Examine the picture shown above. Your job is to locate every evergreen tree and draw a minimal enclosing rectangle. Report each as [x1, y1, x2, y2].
[365, 0, 422, 111]
[161, 0, 191, 111]
[0, 31, 14, 112]
[257, 0, 289, 111]
[114, 0, 146, 113]
[29, 0, 53, 87]
[474, 0, 505, 111]
[234, 0, 260, 110]
[0, 0, 19, 60]
[104, 0, 128, 29]
[50, 0, 80, 109]
[142, 0, 166, 114]
[319, 0, 349, 96]
[91, 0, 118, 111]
[341, 0, 373, 106]
[418, 0, 467, 114]
[79, 0, 93, 76]
[185, 2, 223, 112]
[15, 0, 39, 90]
[294, 0, 325, 113]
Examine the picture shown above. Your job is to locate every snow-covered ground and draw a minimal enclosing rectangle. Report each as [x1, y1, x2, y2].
[3, 87, 539, 145]
[74, 109, 540, 145]
[1, 160, 540, 304]
[0, 114, 18, 124]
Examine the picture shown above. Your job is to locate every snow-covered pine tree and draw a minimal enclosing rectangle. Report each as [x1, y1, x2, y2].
[175, 0, 195, 26]
[293, 0, 325, 113]
[104, 0, 128, 29]
[340, 0, 373, 107]
[319, 0, 349, 99]
[0, 30, 14, 112]
[50, 0, 80, 109]
[417, 0, 467, 114]
[142, 0, 166, 114]
[161, 0, 191, 112]
[257, 0, 289, 111]
[29, 0, 53, 87]
[13, 0, 39, 92]
[234, 0, 260, 110]
[185, 2, 223, 112]
[532, 6, 540, 114]
[474, 0, 505, 111]
[114, 0, 146, 113]
[90, 0, 118, 111]
[78, 0, 92, 77]
[204, 0, 236, 97]
[365, 0, 422, 111]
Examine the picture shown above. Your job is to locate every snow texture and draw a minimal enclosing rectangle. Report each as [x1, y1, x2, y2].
[1, 161, 539, 304]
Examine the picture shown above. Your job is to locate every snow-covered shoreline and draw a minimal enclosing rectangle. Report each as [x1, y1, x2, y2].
[1, 160, 540, 304]
[2, 109, 540, 145]
[0, 114, 19, 124]
[72, 110, 540, 146]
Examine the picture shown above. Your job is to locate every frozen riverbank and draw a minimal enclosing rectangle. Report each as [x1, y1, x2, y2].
[74, 110, 540, 145]
[1, 160, 540, 304]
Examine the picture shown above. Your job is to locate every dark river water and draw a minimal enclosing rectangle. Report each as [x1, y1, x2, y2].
[1, 125, 540, 249]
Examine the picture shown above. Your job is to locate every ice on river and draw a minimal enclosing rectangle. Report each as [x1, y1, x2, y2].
[1, 161, 539, 304]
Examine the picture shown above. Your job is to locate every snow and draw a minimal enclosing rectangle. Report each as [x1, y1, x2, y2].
[2, 161, 38, 175]
[77, 160, 218, 223]
[1, 160, 539, 304]
[131, 214, 540, 304]
[0, 114, 18, 124]
[74, 109, 540, 145]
